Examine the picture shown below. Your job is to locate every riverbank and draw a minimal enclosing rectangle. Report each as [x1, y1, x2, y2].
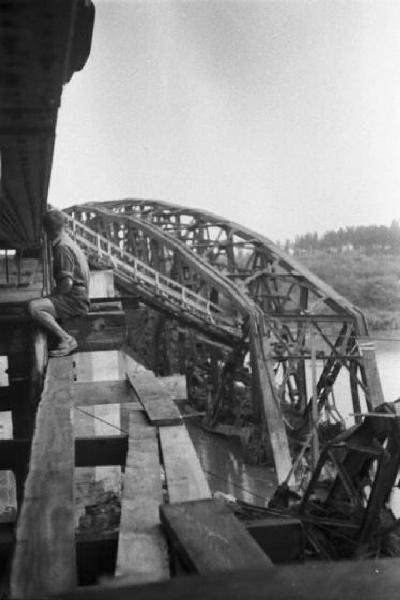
[295, 251, 400, 330]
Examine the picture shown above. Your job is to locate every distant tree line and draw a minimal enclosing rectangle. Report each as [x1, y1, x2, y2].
[293, 221, 400, 253]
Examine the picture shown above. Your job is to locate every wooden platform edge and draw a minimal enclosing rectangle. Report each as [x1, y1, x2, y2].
[10, 356, 77, 599]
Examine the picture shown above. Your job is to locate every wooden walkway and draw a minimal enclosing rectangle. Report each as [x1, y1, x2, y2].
[9, 344, 272, 598]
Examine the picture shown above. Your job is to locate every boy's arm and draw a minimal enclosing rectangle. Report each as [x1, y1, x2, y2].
[53, 245, 74, 295]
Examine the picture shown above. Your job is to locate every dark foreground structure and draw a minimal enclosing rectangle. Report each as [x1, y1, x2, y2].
[1, 2, 399, 599]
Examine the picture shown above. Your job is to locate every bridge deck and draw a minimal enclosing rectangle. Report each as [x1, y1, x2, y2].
[9, 342, 272, 597]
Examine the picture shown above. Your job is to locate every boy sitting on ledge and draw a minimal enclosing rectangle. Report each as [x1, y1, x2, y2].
[28, 209, 90, 357]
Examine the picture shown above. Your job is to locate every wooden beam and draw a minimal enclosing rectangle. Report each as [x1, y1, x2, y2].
[71, 380, 140, 407]
[159, 425, 211, 503]
[57, 558, 400, 600]
[116, 417, 169, 583]
[160, 499, 273, 574]
[10, 356, 77, 598]
[127, 371, 182, 427]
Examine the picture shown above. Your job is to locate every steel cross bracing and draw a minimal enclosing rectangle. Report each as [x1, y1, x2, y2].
[65, 200, 385, 483]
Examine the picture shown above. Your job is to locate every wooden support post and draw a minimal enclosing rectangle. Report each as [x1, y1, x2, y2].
[116, 417, 169, 583]
[11, 356, 77, 598]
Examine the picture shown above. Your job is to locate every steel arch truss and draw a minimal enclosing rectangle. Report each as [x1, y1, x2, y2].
[65, 199, 385, 483]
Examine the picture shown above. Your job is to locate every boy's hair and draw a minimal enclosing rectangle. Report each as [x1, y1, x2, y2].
[42, 209, 66, 235]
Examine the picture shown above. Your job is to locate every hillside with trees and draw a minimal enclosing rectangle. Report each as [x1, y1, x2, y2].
[291, 222, 400, 330]
[293, 221, 400, 254]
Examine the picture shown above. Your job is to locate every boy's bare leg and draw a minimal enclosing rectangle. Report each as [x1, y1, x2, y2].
[28, 298, 71, 342]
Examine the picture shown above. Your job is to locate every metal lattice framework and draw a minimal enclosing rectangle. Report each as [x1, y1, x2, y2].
[65, 199, 385, 483]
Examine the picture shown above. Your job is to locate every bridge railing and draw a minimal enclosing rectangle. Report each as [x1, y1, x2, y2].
[66, 213, 240, 334]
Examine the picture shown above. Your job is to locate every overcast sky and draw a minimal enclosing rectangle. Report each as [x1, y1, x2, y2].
[48, 0, 400, 241]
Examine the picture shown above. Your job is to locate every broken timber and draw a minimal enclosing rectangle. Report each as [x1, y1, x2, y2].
[116, 417, 169, 584]
[10, 356, 76, 599]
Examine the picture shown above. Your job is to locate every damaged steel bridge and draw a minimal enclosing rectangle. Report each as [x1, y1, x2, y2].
[64, 199, 385, 484]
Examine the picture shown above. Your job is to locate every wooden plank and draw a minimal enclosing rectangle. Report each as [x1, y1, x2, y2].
[157, 374, 187, 402]
[57, 558, 400, 600]
[160, 498, 273, 574]
[159, 425, 211, 503]
[120, 402, 148, 433]
[10, 356, 77, 598]
[116, 417, 169, 584]
[71, 379, 140, 407]
[127, 370, 182, 426]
